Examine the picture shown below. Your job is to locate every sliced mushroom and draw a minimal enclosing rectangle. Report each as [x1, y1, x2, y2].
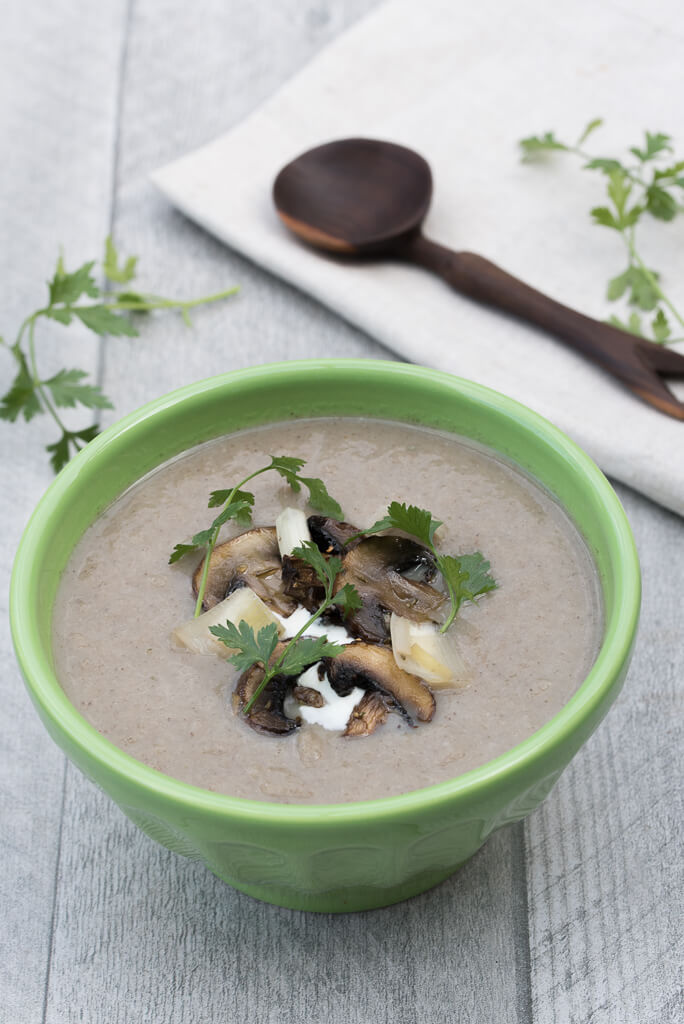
[233, 641, 326, 735]
[280, 553, 325, 612]
[307, 515, 362, 555]
[193, 527, 297, 615]
[324, 642, 436, 725]
[333, 536, 446, 644]
[292, 684, 325, 708]
[343, 690, 391, 737]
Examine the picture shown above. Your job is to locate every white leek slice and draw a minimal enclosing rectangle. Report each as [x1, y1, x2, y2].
[173, 587, 283, 658]
[390, 614, 468, 688]
[275, 507, 311, 558]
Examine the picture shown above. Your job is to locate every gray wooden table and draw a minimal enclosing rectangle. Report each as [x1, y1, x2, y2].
[1, 2, 681, 1022]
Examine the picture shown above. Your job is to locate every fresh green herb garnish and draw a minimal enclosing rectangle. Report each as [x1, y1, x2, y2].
[210, 540, 361, 714]
[519, 120, 684, 345]
[170, 457, 344, 617]
[356, 501, 497, 632]
[0, 237, 238, 472]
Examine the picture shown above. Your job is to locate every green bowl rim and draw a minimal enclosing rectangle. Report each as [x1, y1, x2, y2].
[10, 359, 640, 825]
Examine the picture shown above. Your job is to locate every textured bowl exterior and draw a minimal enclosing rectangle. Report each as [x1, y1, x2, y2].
[10, 361, 640, 912]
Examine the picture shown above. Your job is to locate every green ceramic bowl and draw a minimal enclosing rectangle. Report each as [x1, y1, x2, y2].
[10, 360, 640, 912]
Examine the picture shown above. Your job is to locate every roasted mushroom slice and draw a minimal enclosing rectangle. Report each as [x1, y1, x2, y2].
[333, 536, 446, 644]
[281, 553, 325, 612]
[343, 690, 391, 737]
[308, 515, 362, 555]
[193, 527, 297, 615]
[325, 642, 436, 725]
[234, 642, 315, 735]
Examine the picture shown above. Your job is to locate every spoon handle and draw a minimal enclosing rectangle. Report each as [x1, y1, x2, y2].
[403, 234, 684, 420]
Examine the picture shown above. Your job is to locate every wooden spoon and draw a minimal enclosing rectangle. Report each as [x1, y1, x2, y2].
[273, 138, 684, 420]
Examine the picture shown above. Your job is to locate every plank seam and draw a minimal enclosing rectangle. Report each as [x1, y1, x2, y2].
[512, 820, 533, 1024]
[40, 757, 68, 1024]
[96, 0, 135, 395]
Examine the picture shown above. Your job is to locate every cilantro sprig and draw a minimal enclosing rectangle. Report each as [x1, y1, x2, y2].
[356, 501, 497, 632]
[209, 540, 361, 714]
[0, 238, 238, 472]
[169, 457, 344, 617]
[520, 120, 684, 345]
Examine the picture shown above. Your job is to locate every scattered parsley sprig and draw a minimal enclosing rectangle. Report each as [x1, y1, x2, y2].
[209, 540, 361, 714]
[353, 501, 497, 632]
[169, 456, 344, 617]
[519, 120, 684, 345]
[0, 237, 238, 472]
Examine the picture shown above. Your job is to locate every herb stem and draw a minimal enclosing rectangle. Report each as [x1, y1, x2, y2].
[193, 464, 280, 617]
[242, 584, 334, 715]
[26, 314, 74, 440]
[103, 286, 239, 314]
[626, 236, 684, 331]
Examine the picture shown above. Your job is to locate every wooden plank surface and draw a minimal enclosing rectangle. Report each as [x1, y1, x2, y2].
[0, 2, 128, 1022]
[526, 487, 684, 1024]
[1, 1, 682, 1022]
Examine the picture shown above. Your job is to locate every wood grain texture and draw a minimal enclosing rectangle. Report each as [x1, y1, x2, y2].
[0, 2, 128, 1022]
[526, 484, 684, 1024]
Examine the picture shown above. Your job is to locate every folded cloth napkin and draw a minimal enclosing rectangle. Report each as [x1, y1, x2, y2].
[153, 0, 684, 517]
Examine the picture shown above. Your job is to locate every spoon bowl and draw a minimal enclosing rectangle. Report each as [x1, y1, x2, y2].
[273, 138, 432, 253]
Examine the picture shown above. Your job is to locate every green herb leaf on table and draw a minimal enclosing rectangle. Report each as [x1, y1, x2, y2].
[0, 236, 237, 474]
[519, 121, 684, 344]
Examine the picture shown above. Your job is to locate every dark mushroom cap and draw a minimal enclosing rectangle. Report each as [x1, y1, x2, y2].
[193, 526, 297, 615]
[307, 515, 363, 555]
[324, 642, 436, 725]
[234, 641, 328, 735]
[333, 536, 445, 644]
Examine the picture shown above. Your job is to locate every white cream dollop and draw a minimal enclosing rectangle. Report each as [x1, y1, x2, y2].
[285, 664, 365, 732]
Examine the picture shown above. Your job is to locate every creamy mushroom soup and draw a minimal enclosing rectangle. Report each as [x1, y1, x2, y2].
[52, 418, 602, 803]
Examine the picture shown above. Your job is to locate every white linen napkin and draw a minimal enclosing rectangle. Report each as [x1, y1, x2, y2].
[153, 0, 684, 516]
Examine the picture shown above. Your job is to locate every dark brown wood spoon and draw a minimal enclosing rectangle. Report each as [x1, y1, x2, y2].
[273, 138, 684, 420]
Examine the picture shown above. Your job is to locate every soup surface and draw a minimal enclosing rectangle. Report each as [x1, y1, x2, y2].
[52, 418, 602, 803]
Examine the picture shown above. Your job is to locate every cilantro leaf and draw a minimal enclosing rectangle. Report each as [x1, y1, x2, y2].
[577, 118, 603, 146]
[291, 541, 341, 591]
[48, 259, 99, 306]
[645, 185, 677, 221]
[210, 620, 280, 673]
[45, 433, 71, 474]
[103, 236, 138, 284]
[299, 476, 343, 519]
[629, 131, 672, 163]
[43, 368, 114, 410]
[437, 552, 497, 620]
[73, 305, 139, 337]
[0, 355, 41, 422]
[46, 308, 73, 326]
[361, 502, 442, 547]
[210, 499, 254, 530]
[590, 206, 620, 230]
[331, 582, 363, 617]
[606, 267, 660, 310]
[169, 542, 199, 564]
[583, 158, 625, 175]
[269, 455, 306, 489]
[278, 636, 345, 676]
[519, 132, 568, 161]
[651, 309, 671, 343]
[208, 487, 255, 510]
